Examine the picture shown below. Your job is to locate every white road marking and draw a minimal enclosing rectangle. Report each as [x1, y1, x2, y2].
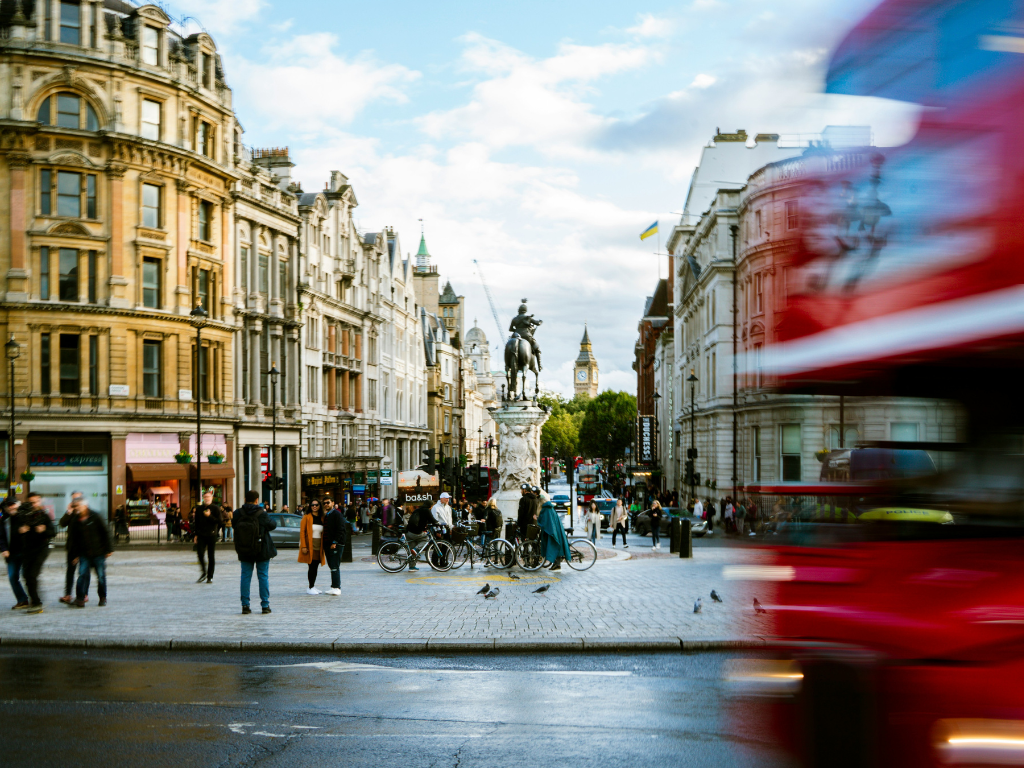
[266, 661, 631, 677]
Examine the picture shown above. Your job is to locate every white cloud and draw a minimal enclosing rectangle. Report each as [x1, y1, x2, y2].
[168, 0, 266, 37]
[231, 34, 420, 132]
[418, 33, 657, 157]
[627, 13, 676, 38]
[689, 73, 717, 89]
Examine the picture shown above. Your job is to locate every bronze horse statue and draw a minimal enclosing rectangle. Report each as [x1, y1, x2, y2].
[504, 332, 538, 401]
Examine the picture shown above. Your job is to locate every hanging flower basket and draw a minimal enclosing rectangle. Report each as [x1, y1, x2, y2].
[815, 448, 831, 464]
[20, 470, 34, 482]
[207, 452, 224, 465]
[174, 452, 193, 465]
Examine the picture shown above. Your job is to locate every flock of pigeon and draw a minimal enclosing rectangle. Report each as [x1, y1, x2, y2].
[474, 582, 550, 600]
[693, 590, 768, 615]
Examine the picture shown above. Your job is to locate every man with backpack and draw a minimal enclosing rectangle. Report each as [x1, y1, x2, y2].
[234, 489, 277, 615]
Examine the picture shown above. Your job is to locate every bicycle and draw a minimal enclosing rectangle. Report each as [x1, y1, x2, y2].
[565, 537, 597, 571]
[514, 524, 547, 572]
[376, 525, 456, 573]
[448, 521, 515, 569]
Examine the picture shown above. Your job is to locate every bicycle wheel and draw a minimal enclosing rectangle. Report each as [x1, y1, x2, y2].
[450, 540, 470, 569]
[566, 539, 597, 571]
[377, 540, 411, 573]
[427, 540, 456, 571]
[516, 539, 545, 571]
[484, 539, 515, 569]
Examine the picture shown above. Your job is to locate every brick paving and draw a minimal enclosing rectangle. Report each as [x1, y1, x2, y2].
[0, 539, 768, 645]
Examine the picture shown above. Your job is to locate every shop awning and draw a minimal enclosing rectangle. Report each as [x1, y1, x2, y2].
[150, 486, 175, 495]
[127, 463, 189, 482]
[189, 464, 235, 480]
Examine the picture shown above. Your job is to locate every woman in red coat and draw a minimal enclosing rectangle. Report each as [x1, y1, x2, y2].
[298, 499, 327, 595]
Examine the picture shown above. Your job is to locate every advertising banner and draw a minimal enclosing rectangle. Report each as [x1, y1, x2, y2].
[639, 416, 655, 465]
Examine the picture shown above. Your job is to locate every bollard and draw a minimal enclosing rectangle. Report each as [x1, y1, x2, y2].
[371, 519, 381, 556]
[679, 518, 692, 558]
[342, 524, 354, 563]
[669, 518, 680, 553]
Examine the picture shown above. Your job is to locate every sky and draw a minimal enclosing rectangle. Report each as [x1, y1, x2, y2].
[164, 0, 917, 397]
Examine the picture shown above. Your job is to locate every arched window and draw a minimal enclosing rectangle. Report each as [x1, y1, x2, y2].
[37, 92, 99, 131]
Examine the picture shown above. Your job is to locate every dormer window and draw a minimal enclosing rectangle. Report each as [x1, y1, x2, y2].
[202, 53, 214, 89]
[37, 92, 99, 131]
[142, 26, 159, 65]
[60, 1, 80, 45]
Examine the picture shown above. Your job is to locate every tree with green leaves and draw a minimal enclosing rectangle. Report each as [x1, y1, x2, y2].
[578, 391, 637, 466]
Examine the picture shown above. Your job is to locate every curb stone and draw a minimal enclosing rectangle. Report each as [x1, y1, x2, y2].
[0, 634, 763, 654]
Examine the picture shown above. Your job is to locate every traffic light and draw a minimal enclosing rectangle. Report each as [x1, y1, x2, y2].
[684, 459, 694, 486]
[420, 448, 436, 475]
[693, 472, 701, 487]
[687, 447, 698, 459]
[263, 474, 284, 491]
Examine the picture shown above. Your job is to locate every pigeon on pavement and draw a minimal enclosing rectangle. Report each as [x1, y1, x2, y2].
[753, 598, 767, 614]
[533, 585, 549, 594]
[694, 598, 703, 614]
[485, 588, 500, 599]
[711, 590, 723, 603]
[476, 584, 490, 595]
[508, 573, 521, 580]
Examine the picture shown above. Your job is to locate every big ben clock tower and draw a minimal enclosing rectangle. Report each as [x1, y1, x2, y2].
[573, 326, 599, 398]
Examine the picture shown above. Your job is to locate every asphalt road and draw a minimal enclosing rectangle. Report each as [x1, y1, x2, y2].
[0, 649, 793, 767]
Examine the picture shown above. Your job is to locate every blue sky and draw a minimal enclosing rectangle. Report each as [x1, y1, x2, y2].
[166, 0, 915, 397]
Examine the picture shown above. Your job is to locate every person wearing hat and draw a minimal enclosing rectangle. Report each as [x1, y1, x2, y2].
[431, 492, 453, 532]
[517, 484, 537, 540]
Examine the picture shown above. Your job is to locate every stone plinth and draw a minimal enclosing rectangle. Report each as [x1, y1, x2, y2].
[492, 402, 548, 524]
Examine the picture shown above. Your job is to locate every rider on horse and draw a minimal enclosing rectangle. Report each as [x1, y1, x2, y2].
[508, 300, 543, 372]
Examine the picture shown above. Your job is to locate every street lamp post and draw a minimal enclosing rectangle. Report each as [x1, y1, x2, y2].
[687, 371, 698, 504]
[5, 335, 19, 499]
[477, 426, 483, 466]
[190, 303, 209, 508]
[486, 435, 493, 468]
[269, 362, 280, 509]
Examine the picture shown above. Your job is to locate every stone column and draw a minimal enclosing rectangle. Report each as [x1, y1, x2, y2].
[175, 180, 193, 315]
[491, 402, 549, 523]
[341, 370, 350, 411]
[249, 322, 261, 407]
[6, 154, 29, 301]
[327, 365, 336, 410]
[106, 163, 129, 307]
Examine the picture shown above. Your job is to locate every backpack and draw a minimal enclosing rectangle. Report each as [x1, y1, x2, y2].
[234, 511, 263, 560]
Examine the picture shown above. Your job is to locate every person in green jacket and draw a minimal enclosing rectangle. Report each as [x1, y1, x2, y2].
[537, 490, 572, 571]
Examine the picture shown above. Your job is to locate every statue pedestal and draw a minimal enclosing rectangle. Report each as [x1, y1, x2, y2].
[492, 402, 549, 525]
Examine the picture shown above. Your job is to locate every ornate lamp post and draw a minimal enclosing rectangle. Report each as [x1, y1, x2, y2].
[269, 362, 280, 508]
[5, 335, 19, 499]
[477, 426, 483, 465]
[190, 303, 208, 506]
[687, 370, 698, 504]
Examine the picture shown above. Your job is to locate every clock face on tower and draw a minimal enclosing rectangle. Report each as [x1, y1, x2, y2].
[577, 370, 587, 382]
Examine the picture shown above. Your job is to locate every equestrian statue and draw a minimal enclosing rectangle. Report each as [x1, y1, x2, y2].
[504, 299, 542, 401]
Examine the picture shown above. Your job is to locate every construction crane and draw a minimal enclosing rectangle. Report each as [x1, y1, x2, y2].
[473, 259, 506, 350]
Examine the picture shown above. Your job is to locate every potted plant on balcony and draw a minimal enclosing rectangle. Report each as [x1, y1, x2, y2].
[19, 470, 34, 482]
[207, 451, 225, 465]
[174, 451, 193, 465]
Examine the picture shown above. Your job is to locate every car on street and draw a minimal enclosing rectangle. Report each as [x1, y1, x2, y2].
[631, 507, 709, 538]
[550, 493, 571, 513]
[591, 498, 617, 529]
[266, 512, 302, 547]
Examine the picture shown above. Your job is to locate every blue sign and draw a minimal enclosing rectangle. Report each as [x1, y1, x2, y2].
[353, 484, 366, 494]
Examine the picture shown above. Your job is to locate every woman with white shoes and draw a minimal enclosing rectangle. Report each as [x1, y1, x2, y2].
[298, 500, 327, 595]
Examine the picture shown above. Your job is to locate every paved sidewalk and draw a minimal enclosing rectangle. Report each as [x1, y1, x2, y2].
[0, 539, 768, 652]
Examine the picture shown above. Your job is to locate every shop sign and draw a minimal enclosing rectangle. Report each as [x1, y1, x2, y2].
[381, 476, 393, 485]
[353, 484, 366, 494]
[30, 454, 105, 468]
[188, 434, 227, 462]
[639, 416, 655, 465]
[303, 473, 342, 488]
[109, 385, 129, 397]
[354, 472, 365, 483]
[179, 389, 193, 401]
[380, 468, 393, 486]
[367, 470, 378, 481]
[126, 433, 181, 463]
[398, 489, 439, 505]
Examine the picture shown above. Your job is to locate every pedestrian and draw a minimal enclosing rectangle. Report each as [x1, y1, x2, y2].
[516, 483, 536, 540]
[298, 499, 326, 594]
[693, 496, 704, 522]
[649, 500, 663, 550]
[611, 498, 628, 548]
[537, 490, 572, 571]
[431, 492, 454, 534]
[483, 497, 502, 545]
[280, 504, 290, 515]
[193, 490, 222, 584]
[403, 503, 433, 571]
[234, 489, 277, 614]
[58, 491, 85, 604]
[706, 498, 716, 534]
[359, 500, 369, 533]
[0, 496, 28, 610]
[15, 492, 55, 613]
[67, 498, 112, 607]
[585, 501, 601, 544]
[345, 502, 357, 535]
[221, 505, 233, 542]
[725, 497, 736, 534]
[323, 498, 344, 596]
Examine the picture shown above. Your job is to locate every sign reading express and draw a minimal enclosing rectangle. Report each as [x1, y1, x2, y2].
[639, 416, 654, 464]
[30, 454, 105, 468]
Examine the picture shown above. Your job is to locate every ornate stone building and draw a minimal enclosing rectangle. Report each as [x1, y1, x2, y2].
[0, 2, 245, 516]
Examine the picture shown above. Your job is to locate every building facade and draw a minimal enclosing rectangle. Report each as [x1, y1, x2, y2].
[0, 2, 245, 518]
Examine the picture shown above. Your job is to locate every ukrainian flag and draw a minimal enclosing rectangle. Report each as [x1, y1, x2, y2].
[640, 221, 658, 241]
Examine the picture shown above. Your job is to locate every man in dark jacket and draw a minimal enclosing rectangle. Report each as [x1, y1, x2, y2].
[234, 489, 276, 614]
[323, 499, 344, 595]
[0, 495, 28, 609]
[516, 483, 536, 539]
[58, 491, 84, 604]
[67, 499, 112, 607]
[15, 492, 55, 613]
[192, 490, 221, 584]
